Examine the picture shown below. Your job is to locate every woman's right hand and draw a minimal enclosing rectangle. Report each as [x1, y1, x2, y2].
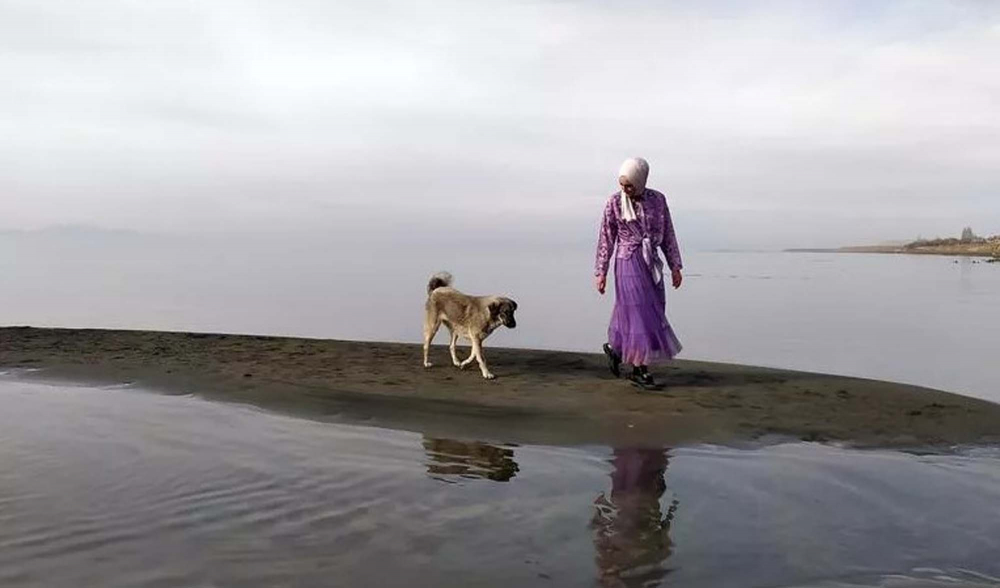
[595, 275, 606, 295]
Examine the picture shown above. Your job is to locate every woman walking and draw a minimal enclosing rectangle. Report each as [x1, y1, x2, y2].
[595, 157, 683, 390]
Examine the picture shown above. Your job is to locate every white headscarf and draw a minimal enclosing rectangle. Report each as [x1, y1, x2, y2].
[618, 157, 663, 284]
[618, 157, 650, 223]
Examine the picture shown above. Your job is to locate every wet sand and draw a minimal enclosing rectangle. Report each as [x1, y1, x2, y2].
[2, 326, 999, 448]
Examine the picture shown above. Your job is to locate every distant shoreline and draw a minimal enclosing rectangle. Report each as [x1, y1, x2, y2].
[787, 240, 1000, 259]
[3, 327, 999, 449]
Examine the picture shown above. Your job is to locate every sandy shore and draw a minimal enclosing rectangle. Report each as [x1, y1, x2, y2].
[2, 327, 999, 449]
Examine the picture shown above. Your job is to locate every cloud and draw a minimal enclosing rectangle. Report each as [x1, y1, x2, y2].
[1, 0, 997, 243]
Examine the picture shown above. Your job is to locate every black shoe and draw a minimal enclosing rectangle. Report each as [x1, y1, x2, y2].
[629, 367, 663, 391]
[602, 343, 622, 378]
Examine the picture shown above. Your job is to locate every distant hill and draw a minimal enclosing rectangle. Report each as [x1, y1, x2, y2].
[787, 233, 1000, 259]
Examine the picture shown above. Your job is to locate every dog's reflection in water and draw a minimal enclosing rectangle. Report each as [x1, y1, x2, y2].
[420, 439, 676, 586]
[422, 437, 520, 482]
[591, 448, 678, 588]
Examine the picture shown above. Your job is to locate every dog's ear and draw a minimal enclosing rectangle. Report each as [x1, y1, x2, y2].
[489, 301, 501, 320]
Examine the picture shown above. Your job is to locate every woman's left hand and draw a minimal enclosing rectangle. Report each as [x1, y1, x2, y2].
[671, 269, 683, 289]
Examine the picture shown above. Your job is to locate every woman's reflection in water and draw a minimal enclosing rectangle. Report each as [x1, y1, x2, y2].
[591, 448, 678, 588]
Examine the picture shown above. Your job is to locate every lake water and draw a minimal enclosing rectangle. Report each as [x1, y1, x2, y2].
[1, 377, 999, 588]
[1, 231, 997, 401]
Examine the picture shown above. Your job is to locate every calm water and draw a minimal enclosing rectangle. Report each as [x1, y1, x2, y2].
[1, 232, 997, 401]
[2, 377, 1000, 588]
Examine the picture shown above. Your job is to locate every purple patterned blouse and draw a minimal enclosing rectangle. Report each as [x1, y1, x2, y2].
[595, 189, 682, 278]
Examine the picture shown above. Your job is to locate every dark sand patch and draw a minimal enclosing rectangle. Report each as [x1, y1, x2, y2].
[2, 327, 999, 448]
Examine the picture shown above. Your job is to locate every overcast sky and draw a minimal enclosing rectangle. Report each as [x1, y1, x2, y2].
[2, 0, 998, 246]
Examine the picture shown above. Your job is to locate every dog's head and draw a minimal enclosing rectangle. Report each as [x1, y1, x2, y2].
[490, 298, 518, 329]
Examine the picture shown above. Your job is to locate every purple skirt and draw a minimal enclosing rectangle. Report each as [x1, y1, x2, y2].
[608, 251, 682, 366]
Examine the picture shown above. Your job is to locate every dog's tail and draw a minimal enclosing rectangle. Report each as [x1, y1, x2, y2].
[427, 272, 453, 295]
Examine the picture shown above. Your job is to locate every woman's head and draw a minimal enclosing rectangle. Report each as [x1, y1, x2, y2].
[618, 158, 650, 198]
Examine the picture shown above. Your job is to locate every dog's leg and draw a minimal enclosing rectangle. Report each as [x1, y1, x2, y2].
[448, 328, 462, 367]
[459, 330, 477, 369]
[470, 336, 494, 380]
[423, 317, 441, 368]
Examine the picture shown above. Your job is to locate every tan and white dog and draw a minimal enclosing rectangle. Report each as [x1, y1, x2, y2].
[422, 272, 518, 380]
